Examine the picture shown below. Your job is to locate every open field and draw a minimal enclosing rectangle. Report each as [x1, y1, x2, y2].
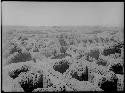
[2, 25, 124, 92]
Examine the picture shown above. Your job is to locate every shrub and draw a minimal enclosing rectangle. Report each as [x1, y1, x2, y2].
[53, 60, 70, 74]
[7, 52, 32, 64]
[18, 71, 43, 92]
[8, 65, 30, 79]
[9, 45, 22, 54]
[102, 43, 122, 56]
[96, 59, 108, 66]
[109, 63, 124, 74]
[98, 73, 118, 92]
[86, 49, 100, 62]
[70, 66, 88, 81]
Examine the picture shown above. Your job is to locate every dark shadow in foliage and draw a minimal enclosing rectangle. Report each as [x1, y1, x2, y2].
[115, 42, 124, 49]
[98, 77, 118, 92]
[53, 60, 70, 74]
[103, 47, 121, 56]
[70, 66, 88, 81]
[8, 52, 32, 64]
[96, 59, 108, 66]
[109, 63, 124, 74]
[19, 72, 43, 92]
[86, 49, 100, 62]
[102, 43, 123, 56]
[8, 65, 29, 79]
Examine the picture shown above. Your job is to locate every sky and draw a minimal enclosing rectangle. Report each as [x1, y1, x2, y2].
[2, 2, 124, 27]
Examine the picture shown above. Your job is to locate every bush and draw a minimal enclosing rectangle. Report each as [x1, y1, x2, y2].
[70, 66, 88, 81]
[96, 59, 108, 66]
[3, 42, 22, 59]
[103, 43, 122, 56]
[109, 63, 124, 74]
[98, 76, 118, 92]
[9, 45, 22, 54]
[8, 65, 30, 79]
[53, 60, 70, 74]
[18, 71, 43, 92]
[7, 52, 32, 64]
[86, 49, 100, 62]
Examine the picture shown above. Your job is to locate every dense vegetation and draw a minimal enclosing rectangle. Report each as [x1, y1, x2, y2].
[2, 26, 124, 92]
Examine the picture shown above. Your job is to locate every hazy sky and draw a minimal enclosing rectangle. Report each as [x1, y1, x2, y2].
[2, 2, 124, 27]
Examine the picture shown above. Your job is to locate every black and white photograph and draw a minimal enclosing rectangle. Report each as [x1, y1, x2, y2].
[1, 2, 124, 92]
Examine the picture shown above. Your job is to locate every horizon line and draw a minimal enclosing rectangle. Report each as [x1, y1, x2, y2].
[2, 25, 123, 28]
